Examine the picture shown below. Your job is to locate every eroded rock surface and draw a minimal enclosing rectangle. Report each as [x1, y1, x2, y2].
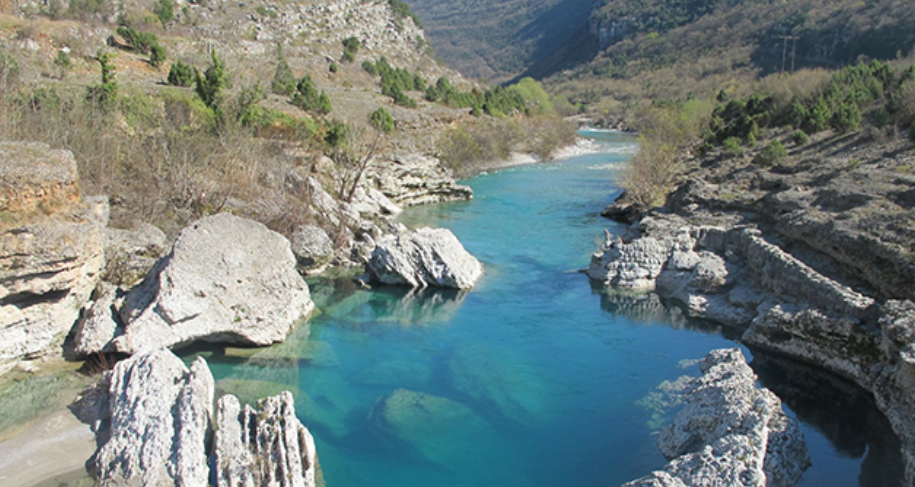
[625, 349, 809, 487]
[85, 348, 319, 487]
[367, 227, 483, 289]
[215, 392, 318, 487]
[0, 142, 107, 374]
[91, 348, 214, 486]
[368, 154, 473, 206]
[116, 213, 314, 353]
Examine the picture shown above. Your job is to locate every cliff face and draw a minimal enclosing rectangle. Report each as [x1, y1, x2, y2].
[0, 142, 107, 374]
[591, 132, 915, 482]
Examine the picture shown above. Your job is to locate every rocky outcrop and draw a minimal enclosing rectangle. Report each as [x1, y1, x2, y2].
[291, 224, 335, 273]
[104, 223, 167, 287]
[624, 349, 809, 487]
[590, 211, 915, 482]
[368, 154, 473, 206]
[90, 348, 214, 486]
[111, 213, 313, 354]
[84, 348, 318, 487]
[214, 392, 318, 487]
[367, 227, 483, 289]
[0, 142, 107, 374]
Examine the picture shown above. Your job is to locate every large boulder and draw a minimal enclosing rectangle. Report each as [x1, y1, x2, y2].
[116, 213, 314, 353]
[291, 224, 335, 273]
[624, 349, 809, 487]
[91, 348, 214, 486]
[367, 227, 483, 289]
[0, 142, 107, 374]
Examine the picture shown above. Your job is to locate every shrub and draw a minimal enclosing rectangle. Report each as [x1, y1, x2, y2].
[722, 136, 742, 157]
[154, 0, 174, 28]
[115, 26, 158, 54]
[271, 58, 296, 96]
[149, 43, 166, 68]
[369, 107, 394, 133]
[362, 61, 377, 75]
[53, 50, 71, 79]
[329, 62, 338, 73]
[87, 50, 117, 108]
[755, 140, 788, 166]
[830, 98, 861, 132]
[291, 75, 332, 115]
[791, 130, 809, 145]
[168, 60, 196, 87]
[196, 49, 228, 111]
[802, 97, 831, 134]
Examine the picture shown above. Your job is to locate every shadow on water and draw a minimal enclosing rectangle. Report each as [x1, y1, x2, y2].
[750, 352, 905, 487]
[587, 279, 905, 486]
[588, 280, 743, 340]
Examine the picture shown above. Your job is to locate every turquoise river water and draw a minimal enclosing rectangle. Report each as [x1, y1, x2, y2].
[184, 131, 903, 487]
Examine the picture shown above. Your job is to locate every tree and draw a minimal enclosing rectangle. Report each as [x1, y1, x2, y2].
[88, 49, 117, 108]
[369, 107, 394, 133]
[332, 122, 385, 202]
[154, 0, 175, 28]
[271, 57, 296, 96]
[802, 97, 831, 134]
[196, 49, 227, 110]
[149, 43, 167, 68]
[168, 60, 196, 87]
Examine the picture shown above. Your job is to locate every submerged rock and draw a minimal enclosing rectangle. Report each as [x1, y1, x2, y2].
[367, 227, 483, 289]
[116, 213, 314, 353]
[625, 348, 809, 487]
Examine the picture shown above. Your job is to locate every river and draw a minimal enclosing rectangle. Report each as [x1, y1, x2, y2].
[185, 130, 902, 487]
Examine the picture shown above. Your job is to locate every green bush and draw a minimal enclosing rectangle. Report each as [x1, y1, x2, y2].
[791, 130, 809, 145]
[802, 97, 831, 134]
[291, 75, 332, 115]
[154, 0, 174, 28]
[362, 61, 377, 75]
[369, 107, 395, 133]
[329, 62, 338, 73]
[168, 60, 196, 87]
[754, 140, 788, 166]
[88, 50, 117, 108]
[149, 43, 167, 68]
[722, 136, 742, 157]
[830, 98, 861, 132]
[271, 58, 296, 96]
[116, 26, 158, 54]
[196, 49, 228, 111]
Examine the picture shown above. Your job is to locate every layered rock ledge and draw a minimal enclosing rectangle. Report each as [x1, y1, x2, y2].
[367, 227, 483, 289]
[625, 348, 809, 487]
[589, 212, 915, 482]
[0, 142, 107, 374]
[81, 348, 319, 487]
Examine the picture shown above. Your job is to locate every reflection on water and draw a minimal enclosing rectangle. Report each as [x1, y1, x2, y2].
[751, 352, 905, 487]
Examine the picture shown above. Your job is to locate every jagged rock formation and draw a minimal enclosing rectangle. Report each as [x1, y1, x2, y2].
[99, 213, 314, 354]
[214, 392, 318, 487]
[83, 348, 318, 487]
[367, 227, 483, 289]
[369, 154, 473, 206]
[90, 348, 214, 486]
[291, 224, 336, 273]
[624, 348, 809, 487]
[0, 142, 107, 374]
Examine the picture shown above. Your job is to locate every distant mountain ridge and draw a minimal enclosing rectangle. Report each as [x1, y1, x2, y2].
[403, 0, 596, 83]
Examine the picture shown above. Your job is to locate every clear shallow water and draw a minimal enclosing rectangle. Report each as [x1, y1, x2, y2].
[184, 130, 901, 487]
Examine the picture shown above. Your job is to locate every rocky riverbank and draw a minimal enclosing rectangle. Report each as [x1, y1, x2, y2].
[592, 131, 915, 483]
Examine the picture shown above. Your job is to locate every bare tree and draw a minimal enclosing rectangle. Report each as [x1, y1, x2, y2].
[330, 122, 384, 203]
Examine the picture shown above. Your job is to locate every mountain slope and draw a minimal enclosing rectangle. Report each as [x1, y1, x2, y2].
[403, 0, 595, 82]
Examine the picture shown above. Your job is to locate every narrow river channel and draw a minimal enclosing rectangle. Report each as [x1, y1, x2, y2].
[185, 130, 901, 487]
